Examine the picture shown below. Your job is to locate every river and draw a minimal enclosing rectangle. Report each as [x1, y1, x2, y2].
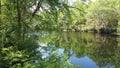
[35, 31, 120, 68]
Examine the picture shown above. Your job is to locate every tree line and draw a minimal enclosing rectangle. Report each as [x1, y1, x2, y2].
[0, 0, 120, 67]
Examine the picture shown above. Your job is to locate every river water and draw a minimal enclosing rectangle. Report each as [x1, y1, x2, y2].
[37, 31, 120, 68]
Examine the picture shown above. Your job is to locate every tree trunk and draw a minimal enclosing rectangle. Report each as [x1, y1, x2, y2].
[17, 0, 22, 37]
[0, 0, 1, 23]
[32, 0, 43, 18]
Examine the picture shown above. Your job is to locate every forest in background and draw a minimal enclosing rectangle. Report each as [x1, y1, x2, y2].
[1, 0, 120, 34]
[0, 0, 120, 67]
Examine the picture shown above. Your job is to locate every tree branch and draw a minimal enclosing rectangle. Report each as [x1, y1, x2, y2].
[32, 0, 43, 18]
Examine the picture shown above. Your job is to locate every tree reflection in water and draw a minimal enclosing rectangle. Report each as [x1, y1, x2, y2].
[1, 31, 120, 68]
[38, 32, 120, 68]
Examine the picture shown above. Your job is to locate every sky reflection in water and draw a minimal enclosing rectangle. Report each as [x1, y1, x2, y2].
[38, 32, 119, 68]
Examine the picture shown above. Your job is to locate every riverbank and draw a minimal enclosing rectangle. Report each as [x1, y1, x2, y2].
[62, 27, 120, 36]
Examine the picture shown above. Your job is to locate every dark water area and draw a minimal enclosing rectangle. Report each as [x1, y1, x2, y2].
[36, 32, 120, 68]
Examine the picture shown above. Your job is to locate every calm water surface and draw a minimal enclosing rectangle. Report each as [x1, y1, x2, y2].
[37, 32, 120, 68]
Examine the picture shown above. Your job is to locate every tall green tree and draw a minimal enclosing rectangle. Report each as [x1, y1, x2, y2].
[0, 0, 1, 23]
[0, 0, 78, 67]
[86, 0, 120, 33]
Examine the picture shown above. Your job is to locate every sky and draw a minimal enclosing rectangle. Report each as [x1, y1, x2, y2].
[68, 0, 96, 5]
[91, 0, 96, 2]
[68, 0, 96, 3]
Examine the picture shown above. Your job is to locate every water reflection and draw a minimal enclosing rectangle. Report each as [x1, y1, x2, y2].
[70, 56, 99, 68]
[38, 32, 120, 68]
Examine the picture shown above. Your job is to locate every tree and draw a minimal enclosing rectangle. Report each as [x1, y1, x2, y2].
[86, 0, 120, 33]
[0, 0, 1, 23]
[0, 0, 79, 67]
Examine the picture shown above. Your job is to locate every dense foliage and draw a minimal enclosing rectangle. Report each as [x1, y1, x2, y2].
[0, 0, 120, 67]
[0, 0, 78, 67]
